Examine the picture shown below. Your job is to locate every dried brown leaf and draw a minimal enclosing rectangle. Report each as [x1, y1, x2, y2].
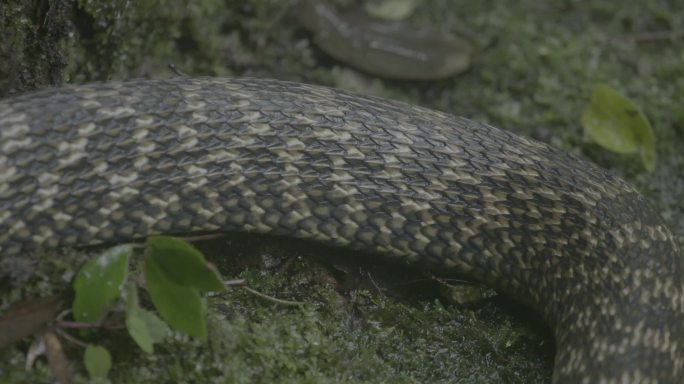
[0, 295, 62, 348]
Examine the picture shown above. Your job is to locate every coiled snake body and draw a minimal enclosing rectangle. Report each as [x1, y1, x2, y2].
[0, 78, 682, 383]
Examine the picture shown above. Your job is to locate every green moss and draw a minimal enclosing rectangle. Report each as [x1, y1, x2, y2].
[2, 0, 684, 382]
[0, 0, 72, 96]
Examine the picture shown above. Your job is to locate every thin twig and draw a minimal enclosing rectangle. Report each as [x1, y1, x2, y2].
[53, 327, 88, 348]
[57, 309, 125, 331]
[241, 286, 305, 307]
[224, 279, 247, 287]
[365, 270, 386, 298]
[168, 63, 189, 77]
[223, 278, 304, 305]
[55, 309, 71, 322]
[57, 320, 103, 330]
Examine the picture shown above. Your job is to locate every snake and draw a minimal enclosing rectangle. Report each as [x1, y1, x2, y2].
[0, 77, 682, 383]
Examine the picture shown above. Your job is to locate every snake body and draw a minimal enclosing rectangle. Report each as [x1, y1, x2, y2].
[0, 77, 682, 382]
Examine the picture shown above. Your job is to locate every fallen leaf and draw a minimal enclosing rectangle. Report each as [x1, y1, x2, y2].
[44, 330, 72, 384]
[0, 295, 61, 348]
[581, 84, 656, 171]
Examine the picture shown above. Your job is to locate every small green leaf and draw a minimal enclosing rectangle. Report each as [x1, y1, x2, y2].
[144, 254, 206, 340]
[581, 84, 656, 171]
[73, 245, 132, 322]
[84, 345, 111, 379]
[126, 309, 169, 353]
[146, 236, 224, 292]
[125, 282, 141, 310]
[127, 311, 152, 353]
[139, 309, 169, 343]
[125, 284, 169, 353]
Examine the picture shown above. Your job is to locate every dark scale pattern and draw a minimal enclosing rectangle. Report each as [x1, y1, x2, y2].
[0, 77, 682, 383]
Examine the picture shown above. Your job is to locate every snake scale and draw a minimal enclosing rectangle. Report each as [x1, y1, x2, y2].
[0, 77, 682, 383]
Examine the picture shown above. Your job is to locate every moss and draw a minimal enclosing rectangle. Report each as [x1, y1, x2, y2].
[1, 0, 683, 382]
[0, 0, 73, 96]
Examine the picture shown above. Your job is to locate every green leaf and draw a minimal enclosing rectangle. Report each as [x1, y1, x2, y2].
[125, 284, 169, 353]
[145, 236, 224, 292]
[144, 254, 206, 340]
[84, 345, 111, 379]
[581, 84, 656, 171]
[73, 245, 132, 322]
[126, 308, 169, 353]
[139, 309, 169, 343]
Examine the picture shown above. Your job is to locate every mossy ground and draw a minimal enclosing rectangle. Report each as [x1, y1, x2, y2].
[1, 0, 683, 383]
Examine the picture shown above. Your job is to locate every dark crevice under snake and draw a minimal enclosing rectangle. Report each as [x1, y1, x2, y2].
[0, 77, 682, 383]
